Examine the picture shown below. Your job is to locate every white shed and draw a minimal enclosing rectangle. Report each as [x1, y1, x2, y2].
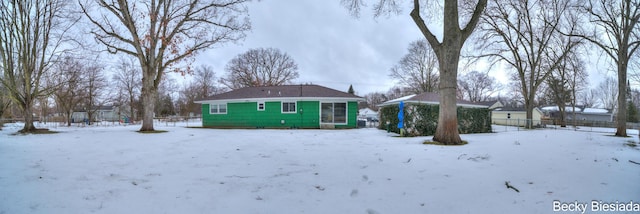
[492, 107, 544, 126]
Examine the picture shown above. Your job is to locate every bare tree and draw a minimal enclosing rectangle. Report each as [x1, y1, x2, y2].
[390, 39, 439, 94]
[221, 47, 299, 89]
[631, 49, 640, 85]
[595, 77, 619, 110]
[112, 57, 141, 122]
[385, 86, 412, 102]
[362, 92, 388, 111]
[0, 77, 8, 121]
[577, 89, 598, 108]
[177, 81, 199, 117]
[478, 0, 580, 128]
[0, 0, 76, 132]
[629, 88, 640, 115]
[52, 56, 85, 126]
[343, 0, 488, 144]
[176, 65, 222, 117]
[567, 55, 588, 127]
[82, 63, 107, 125]
[193, 65, 222, 98]
[155, 75, 178, 117]
[569, 0, 640, 136]
[457, 71, 501, 102]
[545, 49, 587, 127]
[80, 0, 251, 131]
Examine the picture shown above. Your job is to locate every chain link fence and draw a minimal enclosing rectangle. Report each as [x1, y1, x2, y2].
[492, 118, 640, 135]
[1, 117, 203, 130]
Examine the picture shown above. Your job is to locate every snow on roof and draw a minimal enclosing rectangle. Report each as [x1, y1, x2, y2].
[541, 106, 610, 114]
[385, 94, 416, 104]
[378, 92, 487, 108]
[541, 106, 582, 112]
[359, 108, 378, 115]
[583, 108, 609, 114]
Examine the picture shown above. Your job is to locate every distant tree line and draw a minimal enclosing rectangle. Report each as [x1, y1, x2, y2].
[0, 45, 300, 127]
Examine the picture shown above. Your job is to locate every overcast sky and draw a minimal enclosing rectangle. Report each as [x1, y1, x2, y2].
[191, 1, 423, 95]
[187, 0, 610, 96]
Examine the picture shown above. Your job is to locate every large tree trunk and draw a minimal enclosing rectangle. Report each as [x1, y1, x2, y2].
[20, 101, 37, 133]
[615, 60, 628, 136]
[558, 103, 566, 127]
[66, 110, 72, 127]
[140, 72, 157, 132]
[524, 96, 534, 129]
[432, 38, 462, 145]
[433, 64, 461, 144]
[140, 89, 157, 131]
[409, 0, 486, 145]
[87, 111, 94, 126]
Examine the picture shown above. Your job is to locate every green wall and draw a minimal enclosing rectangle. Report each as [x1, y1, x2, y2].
[201, 101, 359, 129]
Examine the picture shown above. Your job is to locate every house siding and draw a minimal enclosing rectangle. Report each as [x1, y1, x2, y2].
[334, 101, 358, 128]
[566, 112, 612, 122]
[492, 110, 543, 126]
[202, 101, 358, 128]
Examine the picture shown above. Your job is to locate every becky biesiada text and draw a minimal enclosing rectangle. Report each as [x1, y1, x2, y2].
[553, 200, 640, 213]
[591, 200, 640, 212]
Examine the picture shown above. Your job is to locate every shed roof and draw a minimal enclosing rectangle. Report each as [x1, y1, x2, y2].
[378, 92, 488, 108]
[493, 107, 544, 114]
[195, 84, 363, 103]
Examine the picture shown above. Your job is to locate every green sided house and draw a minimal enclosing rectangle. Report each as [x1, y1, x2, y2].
[194, 84, 364, 129]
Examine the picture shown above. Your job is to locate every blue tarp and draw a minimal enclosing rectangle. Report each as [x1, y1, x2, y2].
[398, 101, 404, 129]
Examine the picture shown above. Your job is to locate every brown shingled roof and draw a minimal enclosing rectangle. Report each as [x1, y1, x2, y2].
[195, 84, 363, 102]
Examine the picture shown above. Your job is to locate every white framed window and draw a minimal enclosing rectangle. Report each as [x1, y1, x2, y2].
[210, 103, 227, 114]
[219, 104, 227, 113]
[321, 102, 347, 124]
[282, 102, 296, 113]
[257, 101, 265, 111]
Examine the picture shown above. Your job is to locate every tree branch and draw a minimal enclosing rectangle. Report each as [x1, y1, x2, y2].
[461, 0, 488, 41]
[410, 0, 441, 55]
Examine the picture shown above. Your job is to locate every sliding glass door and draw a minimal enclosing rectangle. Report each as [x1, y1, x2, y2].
[321, 102, 347, 124]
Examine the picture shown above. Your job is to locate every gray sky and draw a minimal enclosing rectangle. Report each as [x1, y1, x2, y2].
[188, 0, 610, 96]
[193, 1, 423, 95]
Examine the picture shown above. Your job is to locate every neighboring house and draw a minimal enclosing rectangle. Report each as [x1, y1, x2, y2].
[71, 110, 88, 123]
[478, 100, 503, 110]
[71, 105, 129, 122]
[576, 108, 613, 122]
[194, 84, 364, 129]
[358, 107, 378, 120]
[541, 106, 613, 123]
[492, 107, 544, 126]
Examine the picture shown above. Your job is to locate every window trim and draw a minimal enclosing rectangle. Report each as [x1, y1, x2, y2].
[281, 101, 297, 114]
[333, 103, 347, 123]
[209, 103, 227, 115]
[257, 101, 265, 111]
[320, 102, 348, 125]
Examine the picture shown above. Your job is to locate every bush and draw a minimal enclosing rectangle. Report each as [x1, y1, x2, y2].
[379, 104, 492, 136]
[379, 105, 401, 133]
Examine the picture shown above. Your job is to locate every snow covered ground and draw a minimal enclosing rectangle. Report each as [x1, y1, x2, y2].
[1, 123, 639, 213]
